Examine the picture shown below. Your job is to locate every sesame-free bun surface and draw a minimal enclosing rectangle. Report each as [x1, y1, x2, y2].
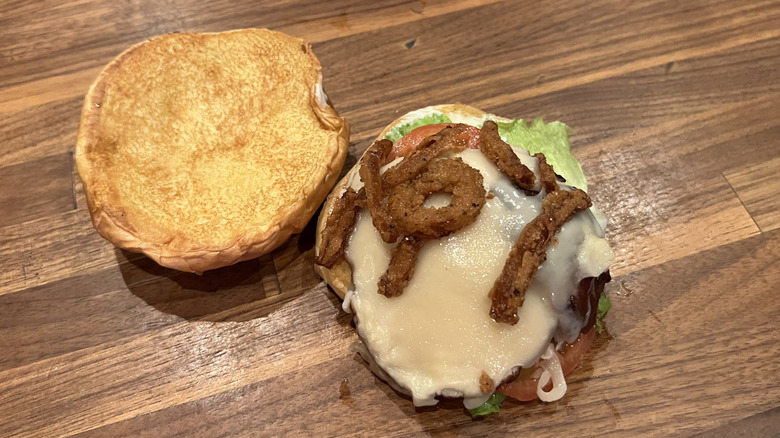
[76, 29, 349, 274]
[314, 104, 496, 299]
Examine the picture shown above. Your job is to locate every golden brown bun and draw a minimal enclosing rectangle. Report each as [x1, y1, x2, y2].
[314, 104, 500, 299]
[76, 29, 349, 274]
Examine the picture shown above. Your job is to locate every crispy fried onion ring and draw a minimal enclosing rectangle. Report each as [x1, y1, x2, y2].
[382, 125, 469, 187]
[377, 236, 425, 297]
[316, 126, 487, 295]
[359, 139, 398, 243]
[315, 187, 365, 269]
[318, 122, 593, 319]
[359, 127, 469, 243]
[479, 121, 536, 191]
[387, 158, 485, 239]
[488, 166, 592, 325]
[369, 125, 486, 296]
[535, 152, 559, 194]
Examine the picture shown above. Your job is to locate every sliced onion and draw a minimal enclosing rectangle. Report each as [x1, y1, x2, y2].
[536, 344, 568, 402]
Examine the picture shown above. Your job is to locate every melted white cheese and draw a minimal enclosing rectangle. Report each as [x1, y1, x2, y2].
[313, 78, 328, 109]
[343, 147, 613, 408]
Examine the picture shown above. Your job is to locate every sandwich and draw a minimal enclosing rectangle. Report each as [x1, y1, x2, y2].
[314, 104, 613, 413]
[76, 29, 348, 273]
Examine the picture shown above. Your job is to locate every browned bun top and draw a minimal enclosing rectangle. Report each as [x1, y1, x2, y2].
[76, 29, 349, 273]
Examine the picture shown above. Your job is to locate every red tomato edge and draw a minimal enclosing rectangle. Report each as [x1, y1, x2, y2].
[387, 123, 481, 162]
[498, 327, 597, 402]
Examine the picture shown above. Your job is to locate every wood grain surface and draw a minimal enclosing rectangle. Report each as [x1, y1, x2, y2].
[1, 0, 778, 436]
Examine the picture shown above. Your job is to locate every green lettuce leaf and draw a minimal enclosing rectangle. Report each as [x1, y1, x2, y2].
[468, 392, 506, 417]
[384, 113, 452, 142]
[383, 113, 588, 190]
[595, 292, 611, 334]
[496, 118, 588, 191]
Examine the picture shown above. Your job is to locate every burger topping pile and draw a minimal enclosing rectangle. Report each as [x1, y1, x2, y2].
[317, 109, 614, 410]
[317, 121, 593, 326]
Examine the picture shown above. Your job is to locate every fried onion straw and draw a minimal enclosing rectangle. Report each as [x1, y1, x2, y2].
[382, 125, 468, 187]
[377, 237, 426, 297]
[319, 122, 591, 311]
[479, 121, 536, 191]
[359, 139, 399, 243]
[488, 170, 592, 324]
[535, 153, 560, 194]
[315, 187, 365, 269]
[386, 158, 485, 239]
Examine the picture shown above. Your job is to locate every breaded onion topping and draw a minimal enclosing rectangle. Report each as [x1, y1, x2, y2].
[479, 121, 536, 191]
[535, 153, 559, 194]
[322, 122, 594, 317]
[363, 125, 487, 296]
[377, 236, 426, 297]
[382, 125, 468, 187]
[488, 170, 592, 325]
[387, 158, 485, 239]
[360, 139, 399, 243]
[316, 187, 365, 269]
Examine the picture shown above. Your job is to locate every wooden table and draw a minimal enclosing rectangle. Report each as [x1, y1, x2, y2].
[1, 0, 778, 436]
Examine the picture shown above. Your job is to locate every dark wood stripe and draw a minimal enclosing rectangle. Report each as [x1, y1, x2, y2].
[0, 95, 82, 168]
[692, 407, 780, 438]
[0, 153, 75, 227]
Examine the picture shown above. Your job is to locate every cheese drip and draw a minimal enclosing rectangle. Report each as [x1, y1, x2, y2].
[344, 147, 612, 408]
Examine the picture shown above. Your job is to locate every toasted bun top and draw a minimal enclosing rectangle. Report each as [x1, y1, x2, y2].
[314, 104, 491, 298]
[76, 29, 349, 273]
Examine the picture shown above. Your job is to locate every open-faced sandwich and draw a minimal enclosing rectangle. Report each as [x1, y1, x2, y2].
[314, 104, 613, 414]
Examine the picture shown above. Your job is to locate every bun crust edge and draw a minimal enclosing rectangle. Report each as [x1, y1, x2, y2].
[76, 29, 350, 274]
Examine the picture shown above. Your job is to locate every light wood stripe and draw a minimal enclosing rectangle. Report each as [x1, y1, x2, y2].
[724, 156, 780, 232]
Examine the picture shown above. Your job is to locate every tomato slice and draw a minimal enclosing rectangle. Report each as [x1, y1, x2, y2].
[497, 367, 542, 402]
[387, 123, 481, 162]
[498, 327, 597, 401]
[558, 327, 597, 376]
